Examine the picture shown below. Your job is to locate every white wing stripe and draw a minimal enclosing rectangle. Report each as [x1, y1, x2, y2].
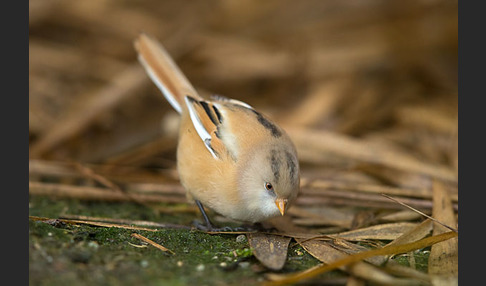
[184, 96, 218, 159]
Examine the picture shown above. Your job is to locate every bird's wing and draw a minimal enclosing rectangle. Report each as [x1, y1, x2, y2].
[184, 96, 229, 160]
[210, 94, 253, 110]
[135, 33, 238, 161]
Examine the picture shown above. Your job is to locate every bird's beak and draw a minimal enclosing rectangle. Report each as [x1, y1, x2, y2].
[275, 198, 288, 216]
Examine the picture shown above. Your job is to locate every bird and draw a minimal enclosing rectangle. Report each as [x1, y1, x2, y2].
[134, 33, 300, 230]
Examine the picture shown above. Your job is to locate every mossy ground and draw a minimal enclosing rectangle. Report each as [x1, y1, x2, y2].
[29, 196, 428, 285]
[29, 196, 326, 285]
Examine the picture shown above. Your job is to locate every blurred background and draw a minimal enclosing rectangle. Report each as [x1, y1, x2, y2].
[29, 0, 457, 168]
[29, 0, 458, 284]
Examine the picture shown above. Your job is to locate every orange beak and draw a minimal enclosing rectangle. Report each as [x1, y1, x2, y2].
[275, 198, 288, 216]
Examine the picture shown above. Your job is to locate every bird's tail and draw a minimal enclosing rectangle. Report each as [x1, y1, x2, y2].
[134, 33, 201, 113]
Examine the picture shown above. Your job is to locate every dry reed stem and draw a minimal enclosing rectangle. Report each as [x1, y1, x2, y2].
[131, 233, 175, 254]
[30, 64, 149, 157]
[29, 181, 186, 204]
[286, 127, 457, 183]
[30, 216, 158, 232]
[296, 239, 414, 285]
[428, 180, 458, 282]
[60, 214, 191, 230]
[382, 194, 457, 233]
[29, 159, 180, 184]
[306, 179, 457, 201]
[386, 219, 433, 248]
[264, 231, 458, 286]
[330, 222, 418, 241]
[29, 2, 457, 285]
[297, 189, 455, 211]
[29, 40, 129, 81]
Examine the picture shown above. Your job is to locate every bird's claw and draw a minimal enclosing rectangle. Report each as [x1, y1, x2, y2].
[192, 220, 255, 232]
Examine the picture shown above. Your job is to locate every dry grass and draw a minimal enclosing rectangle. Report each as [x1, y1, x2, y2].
[29, 0, 458, 285]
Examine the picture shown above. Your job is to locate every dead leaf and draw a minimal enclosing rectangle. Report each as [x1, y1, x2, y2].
[296, 239, 410, 285]
[386, 219, 433, 248]
[330, 238, 387, 266]
[379, 210, 425, 222]
[247, 233, 291, 271]
[332, 222, 418, 241]
[264, 231, 457, 286]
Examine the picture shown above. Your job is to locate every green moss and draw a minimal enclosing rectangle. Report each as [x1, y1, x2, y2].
[391, 249, 430, 272]
[29, 196, 323, 285]
[29, 196, 195, 225]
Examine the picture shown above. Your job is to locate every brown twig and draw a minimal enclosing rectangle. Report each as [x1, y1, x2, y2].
[29, 216, 158, 232]
[381, 194, 458, 233]
[131, 233, 175, 254]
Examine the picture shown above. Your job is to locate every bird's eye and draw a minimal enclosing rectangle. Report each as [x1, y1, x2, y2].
[265, 182, 274, 191]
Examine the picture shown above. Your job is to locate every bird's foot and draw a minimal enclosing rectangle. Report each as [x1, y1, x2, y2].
[192, 220, 257, 233]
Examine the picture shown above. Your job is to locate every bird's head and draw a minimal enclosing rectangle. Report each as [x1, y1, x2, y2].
[237, 140, 300, 222]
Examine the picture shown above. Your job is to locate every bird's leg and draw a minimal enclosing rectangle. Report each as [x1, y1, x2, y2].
[193, 200, 256, 232]
[194, 200, 216, 231]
